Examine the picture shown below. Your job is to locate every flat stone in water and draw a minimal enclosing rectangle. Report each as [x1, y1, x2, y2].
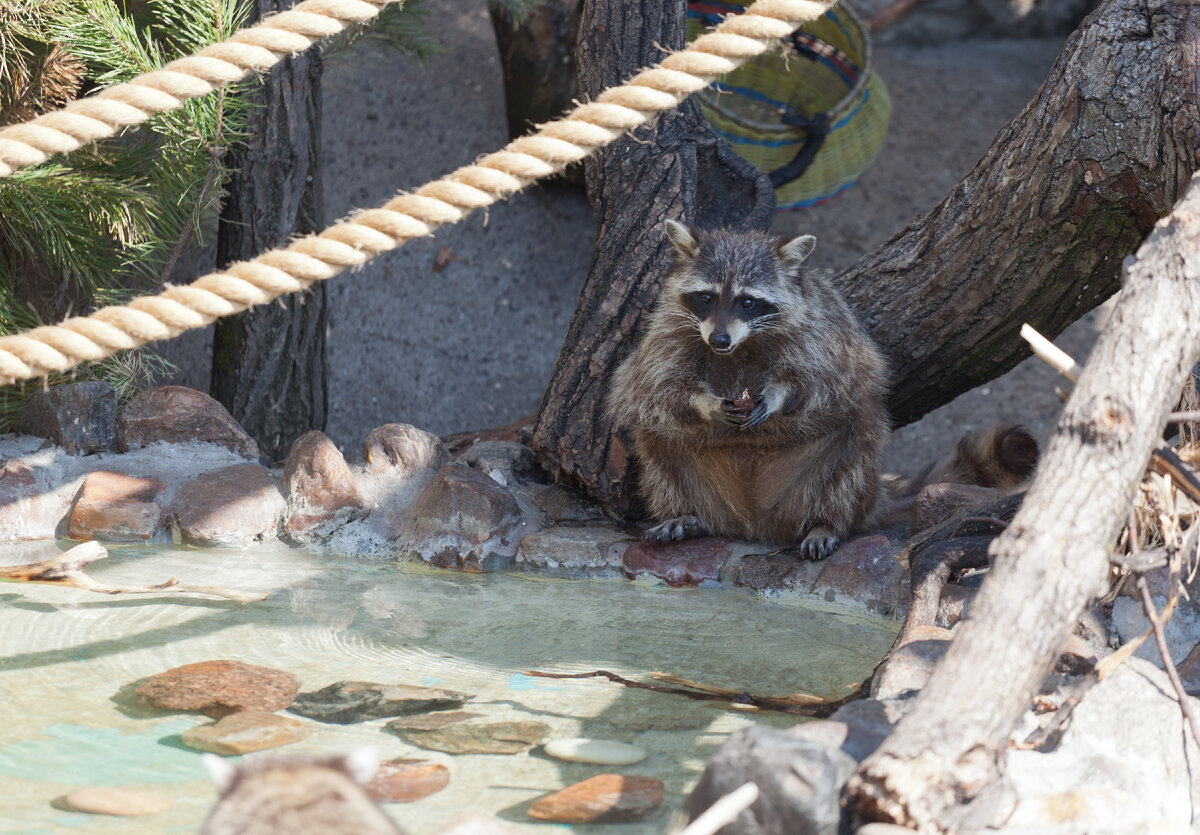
[135, 659, 300, 718]
[543, 738, 647, 765]
[396, 721, 549, 754]
[289, 680, 470, 724]
[181, 710, 309, 755]
[367, 758, 451, 803]
[527, 774, 663, 823]
[386, 710, 482, 732]
[62, 786, 171, 816]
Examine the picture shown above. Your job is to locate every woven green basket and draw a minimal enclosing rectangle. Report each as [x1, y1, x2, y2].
[686, 1, 891, 209]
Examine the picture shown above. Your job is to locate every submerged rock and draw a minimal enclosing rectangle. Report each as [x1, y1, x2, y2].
[367, 758, 450, 803]
[165, 463, 285, 547]
[391, 463, 524, 571]
[17, 380, 117, 455]
[67, 470, 164, 542]
[61, 786, 171, 816]
[135, 660, 300, 718]
[282, 430, 364, 542]
[543, 738, 647, 765]
[871, 626, 953, 701]
[385, 711, 482, 732]
[118, 385, 260, 460]
[622, 538, 730, 586]
[366, 423, 450, 478]
[395, 721, 549, 754]
[181, 710, 309, 755]
[434, 814, 522, 835]
[288, 681, 469, 724]
[528, 774, 664, 824]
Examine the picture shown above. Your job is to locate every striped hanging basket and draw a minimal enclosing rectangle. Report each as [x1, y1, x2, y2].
[686, 1, 891, 210]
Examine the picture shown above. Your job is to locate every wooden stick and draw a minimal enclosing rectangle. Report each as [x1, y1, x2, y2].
[1020, 323, 1083, 382]
[0, 542, 269, 603]
[678, 783, 759, 835]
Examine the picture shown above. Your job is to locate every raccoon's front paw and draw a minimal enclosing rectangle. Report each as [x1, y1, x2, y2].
[716, 399, 748, 426]
[643, 515, 708, 543]
[797, 527, 840, 560]
[742, 394, 771, 430]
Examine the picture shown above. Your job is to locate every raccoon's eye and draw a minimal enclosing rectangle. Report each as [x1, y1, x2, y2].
[739, 297, 757, 311]
[698, 292, 714, 305]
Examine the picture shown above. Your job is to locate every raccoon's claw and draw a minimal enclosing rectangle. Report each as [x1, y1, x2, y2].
[643, 515, 708, 543]
[716, 399, 746, 426]
[742, 395, 771, 430]
[797, 530, 840, 561]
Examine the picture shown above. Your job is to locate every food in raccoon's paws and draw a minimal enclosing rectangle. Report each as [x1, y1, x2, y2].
[732, 389, 755, 419]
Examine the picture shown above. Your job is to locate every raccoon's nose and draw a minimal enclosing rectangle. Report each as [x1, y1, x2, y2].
[709, 333, 731, 351]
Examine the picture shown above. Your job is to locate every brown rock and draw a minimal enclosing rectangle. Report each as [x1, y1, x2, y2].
[118, 385, 260, 459]
[61, 786, 171, 816]
[365, 423, 450, 477]
[181, 710, 309, 755]
[724, 553, 821, 591]
[622, 538, 731, 586]
[527, 774, 664, 824]
[911, 482, 1005, 535]
[282, 430, 364, 541]
[67, 470, 164, 542]
[393, 463, 523, 571]
[515, 528, 632, 576]
[532, 484, 606, 523]
[16, 380, 117, 454]
[165, 463, 284, 546]
[135, 660, 300, 718]
[813, 535, 902, 614]
[367, 758, 450, 803]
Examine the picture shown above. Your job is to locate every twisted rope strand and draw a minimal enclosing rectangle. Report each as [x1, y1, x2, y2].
[0, 0, 836, 385]
[0, 0, 399, 178]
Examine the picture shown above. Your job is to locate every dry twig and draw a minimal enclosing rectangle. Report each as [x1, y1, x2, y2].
[523, 669, 862, 717]
[0, 541, 269, 603]
[677, 783, 759, 835]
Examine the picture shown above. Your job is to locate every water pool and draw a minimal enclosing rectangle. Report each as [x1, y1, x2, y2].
[0, 540, 896, 833]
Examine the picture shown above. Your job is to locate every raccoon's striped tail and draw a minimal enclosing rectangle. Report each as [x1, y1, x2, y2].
[880, 424, 1039, 520]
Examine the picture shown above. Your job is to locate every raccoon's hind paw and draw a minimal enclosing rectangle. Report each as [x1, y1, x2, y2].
[643, 516, 708, 543]
[797, 528, 840, 561]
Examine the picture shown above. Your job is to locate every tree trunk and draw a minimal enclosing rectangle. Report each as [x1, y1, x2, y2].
[846, 0, 1200, 426]
[844, 169, 1200, 832]
[210, 0, 327, 463]
[527, 0, 775, 512]
[488, 0, 582, 141]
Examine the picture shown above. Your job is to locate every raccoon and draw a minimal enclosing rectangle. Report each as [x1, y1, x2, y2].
[199, 749, 405, 835]
[605, 220, 1035, 559]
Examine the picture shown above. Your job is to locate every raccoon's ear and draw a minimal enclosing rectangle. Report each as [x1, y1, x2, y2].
[776, 234, 816, 267]
[664, 219, 699, 260]
[341, 747, 381, 786]
[203, 753, 239, 794]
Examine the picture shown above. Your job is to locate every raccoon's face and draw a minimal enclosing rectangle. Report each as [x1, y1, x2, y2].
[664, 220, 815, 355]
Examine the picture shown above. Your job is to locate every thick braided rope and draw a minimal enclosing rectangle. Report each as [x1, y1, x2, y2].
[0, 0, 835, 385]
[0, 0, 403, 178]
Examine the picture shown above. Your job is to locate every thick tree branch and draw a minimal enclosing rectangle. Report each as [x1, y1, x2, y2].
[845, 167, 1200, 831]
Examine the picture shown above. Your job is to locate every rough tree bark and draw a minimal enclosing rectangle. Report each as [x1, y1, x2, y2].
[210, 0, 327, 462]
[844, 170, 1200, 832]
[527, 0, 775, 512]
[845, 0, 1200, 425]
[488, 0, 582, 141]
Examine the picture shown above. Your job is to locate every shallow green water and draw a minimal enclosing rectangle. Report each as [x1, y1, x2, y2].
[0, 541, 897, 834]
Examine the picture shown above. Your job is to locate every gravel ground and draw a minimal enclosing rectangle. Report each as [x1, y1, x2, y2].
[159, 1, 1100, 477]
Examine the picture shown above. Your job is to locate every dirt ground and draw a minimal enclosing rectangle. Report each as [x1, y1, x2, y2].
[157, 0, 1103, 476]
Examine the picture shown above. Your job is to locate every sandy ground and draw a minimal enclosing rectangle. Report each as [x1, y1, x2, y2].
[159, 1, 1100, 476]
